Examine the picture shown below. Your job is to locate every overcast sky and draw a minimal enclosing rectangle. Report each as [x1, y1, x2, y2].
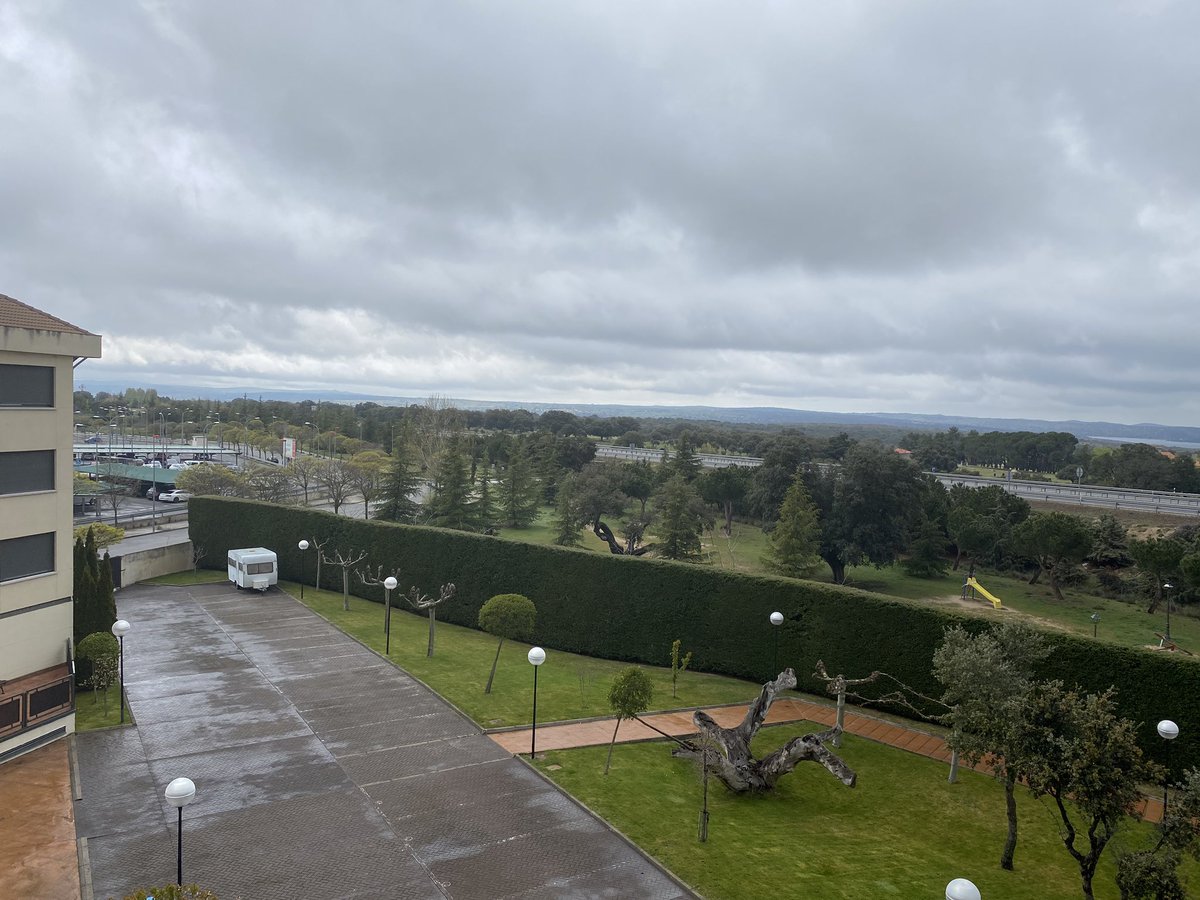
[3, 2, 1199, 425]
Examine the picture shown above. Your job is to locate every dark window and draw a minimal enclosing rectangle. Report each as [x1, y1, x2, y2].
[0, 365, 55, 407]
[0, 450, 55, 495]
[0, 533, 55, 582]
[247, 562, 274, 575]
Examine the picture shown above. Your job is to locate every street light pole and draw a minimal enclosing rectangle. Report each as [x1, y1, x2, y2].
[1158, 719, 1179, 819]
[383, 576, 397, 655]
[165, 777, 196, 886]
[769, 611, 783, 675]
[1163, 582, 1173, 642]
[298, 540, 309, 599]
[111, 619, 130, 724]
[528, 647, 546, 758]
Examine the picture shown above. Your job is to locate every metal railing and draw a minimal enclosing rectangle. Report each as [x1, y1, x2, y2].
[0, 664, 74, 741]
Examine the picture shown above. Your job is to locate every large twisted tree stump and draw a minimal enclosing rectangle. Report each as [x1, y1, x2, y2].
[672, 668, 857, 793]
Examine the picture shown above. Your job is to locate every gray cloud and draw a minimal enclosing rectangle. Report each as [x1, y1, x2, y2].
[3, 0, 1200, 424]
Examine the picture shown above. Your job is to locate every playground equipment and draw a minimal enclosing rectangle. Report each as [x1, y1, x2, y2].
[962, 576, 1002, 610]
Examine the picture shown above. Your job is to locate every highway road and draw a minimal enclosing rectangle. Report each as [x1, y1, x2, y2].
[933, 473, 1200, 517]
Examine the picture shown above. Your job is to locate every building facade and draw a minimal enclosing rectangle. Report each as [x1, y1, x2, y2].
[0, 294, 101, 763]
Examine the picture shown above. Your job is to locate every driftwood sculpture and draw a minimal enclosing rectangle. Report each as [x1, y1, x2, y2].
[672, 668, 857, 793]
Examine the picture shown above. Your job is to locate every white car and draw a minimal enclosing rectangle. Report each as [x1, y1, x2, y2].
[157, 489, 192, 503]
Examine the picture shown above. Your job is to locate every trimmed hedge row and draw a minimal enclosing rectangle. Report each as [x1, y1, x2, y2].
[191, 497, 1200, 770]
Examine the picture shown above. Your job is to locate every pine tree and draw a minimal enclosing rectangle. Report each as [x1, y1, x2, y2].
[764, 473, 821, 578]
[500, 440, 540, 528]
[553, 473, 583, 547]
[427, 437, 476, 531]
[655, 474, 708, 560]
[667, 433, 702, 482]
[474, 457, 497, 531]
[375, 441, 423, 522]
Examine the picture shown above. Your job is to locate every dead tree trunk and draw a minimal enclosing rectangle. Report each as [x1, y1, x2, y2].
[593, 521, 652, 556]
[672, 669, 857, 793]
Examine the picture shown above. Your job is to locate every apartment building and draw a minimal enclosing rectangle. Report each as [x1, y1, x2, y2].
[0, 294, 101, 763]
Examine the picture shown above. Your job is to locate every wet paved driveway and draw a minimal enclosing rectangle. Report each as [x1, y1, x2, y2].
[75, 583, 690, 900]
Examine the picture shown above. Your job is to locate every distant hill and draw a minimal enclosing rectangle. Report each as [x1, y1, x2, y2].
[75, 380, 1200, 447]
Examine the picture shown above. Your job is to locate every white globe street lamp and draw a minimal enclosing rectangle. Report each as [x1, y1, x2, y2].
[945, 877, 981, 900]
[528, 647, 546, 759]
[165, 777, 197, 886]
[769, 611, 784, 675]
[298, 539, 310, 599]
[111, 619, 131, 724]
[383, 575, 398, 655]
[1158, 719, 1180, 818]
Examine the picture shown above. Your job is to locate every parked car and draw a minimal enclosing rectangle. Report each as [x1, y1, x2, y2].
[157, 490, 192, 503]
[146, 486, 161, 499]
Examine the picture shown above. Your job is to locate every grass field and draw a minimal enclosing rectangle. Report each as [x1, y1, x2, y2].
[75, 685, 133, 730]
[282, 583, 770, 726]
[539, 722, 1185, 900]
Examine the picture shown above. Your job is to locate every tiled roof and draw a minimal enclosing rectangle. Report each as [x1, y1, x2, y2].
[0, 293, 95, 336]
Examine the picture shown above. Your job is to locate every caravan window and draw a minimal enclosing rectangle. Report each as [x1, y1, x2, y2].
[247, 562, 274, 574]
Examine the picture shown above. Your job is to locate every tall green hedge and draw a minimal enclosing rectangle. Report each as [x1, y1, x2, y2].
[191, 497, 1200, 771]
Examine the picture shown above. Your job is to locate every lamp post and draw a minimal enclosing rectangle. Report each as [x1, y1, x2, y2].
[304, 421, 319, 457]
[1157, 719, 1179, 819]
[769, 611, 783, 675]
[945, 878, 981, 900]
[1163, 582, 1173, 643]
[528, 647, 546, 759]
[383, 576, 397, 655]
[298, 540, 309, 599]
[165, 777, 196, 886]
[111, 619, 130, 724]
[1090, 612, 1100, 639]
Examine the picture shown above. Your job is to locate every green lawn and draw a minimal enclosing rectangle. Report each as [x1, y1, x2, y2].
[75, 686, 133, 730]
[539, 722, 1185, 900]
[284, 584, 769, 726]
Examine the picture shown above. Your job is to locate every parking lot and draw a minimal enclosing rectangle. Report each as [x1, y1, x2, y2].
[74, 582, 691, 899]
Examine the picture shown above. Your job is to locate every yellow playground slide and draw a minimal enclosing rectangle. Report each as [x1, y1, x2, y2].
[965, 577, 1002, 610]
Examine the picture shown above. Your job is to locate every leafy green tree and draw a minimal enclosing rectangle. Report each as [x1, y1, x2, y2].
[77, 632, 119, 708]
[654, 473, 711, 560]
[945, 483, 1029, 570]
[1088, 514, 1132, 568]
[473, 458, 498, 531]
[72, 523, 125, 551]
[699, 466, 749, 536]
[763, 472, 821, 578]
[1021, 683, 1161, 900]
[605, 666, 653, 774]
[618, 461, 656, 520]
[175, 463, 243, 497]
[73, 528, 116, 647]
[347, 450, 390, 519]
[1128, 537, 1186, 613]
[806, 446, 924, 584]
[573, 461, 628, 529]
[1116, 767, 1200, 899]
[374, 440, 423, 523]
[934, 624, 1049, 870]
[478, 594, 536, 694]
[1011, 511, 1094, 601]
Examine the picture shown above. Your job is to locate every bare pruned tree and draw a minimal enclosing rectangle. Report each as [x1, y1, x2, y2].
[307, 535, 329, 592]
[321, 546, 368, 610]
[191, 543, 206, 573]
[356, 564, 403, 645]
[405, 583, 456, 657]
[316, 459, 354, 515]
[289, 456, 322, 505]
[813, 660, 882, 748]
[672, 669, 856, 793]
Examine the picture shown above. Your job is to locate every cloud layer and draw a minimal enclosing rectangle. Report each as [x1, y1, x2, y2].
[3, 1, 1199, 423]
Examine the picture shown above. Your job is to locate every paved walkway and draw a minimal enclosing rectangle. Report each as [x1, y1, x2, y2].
[74, 583, 691, 900]
[490, 697, 1169, 824]
[0, 740, 81, 899]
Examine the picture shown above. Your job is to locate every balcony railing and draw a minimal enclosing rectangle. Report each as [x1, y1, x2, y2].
[0, 662, 74, 741]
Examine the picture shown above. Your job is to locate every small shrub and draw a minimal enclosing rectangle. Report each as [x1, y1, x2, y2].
[119, 885, 221, 900]
[77, 632, 118, 698]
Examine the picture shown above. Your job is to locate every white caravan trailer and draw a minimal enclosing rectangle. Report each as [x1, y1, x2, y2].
[227, 547, 278, 592]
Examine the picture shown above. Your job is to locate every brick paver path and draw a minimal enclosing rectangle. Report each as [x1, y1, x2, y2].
[74, 583, 692, 900]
